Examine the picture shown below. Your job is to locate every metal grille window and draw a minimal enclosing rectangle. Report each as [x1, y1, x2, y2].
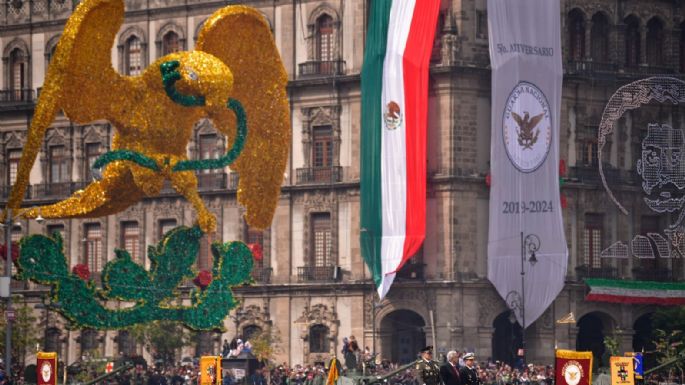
[80, 329, 98, 353]
[242, 325, 262, 342]
[49, 145, 68, 183]
[125, 36, 142, 76]
[476, 10, 488, 39]
[625, 17, 640, 67]
[85, 223, 103, 272]
[117, 330, 136, 356]
[309, 324, 329, 353]
[316, 14, 334, 62]
[579, 140, 598, 167]
[159, 219, 177, 240]
[312, 125, 333, 168]
[162, 31, 180, 55]
[583, 214, 603, 268]
[9, 49, 26, 95]
[7, 150, 21, 186]
[311, 213, 332, 267]
[246, 224, 265, 268]
[591, 13, 609, 62]
[85, 143, 101, 182]
[199, 134, 219, 175]
[121, 221, 140, 262]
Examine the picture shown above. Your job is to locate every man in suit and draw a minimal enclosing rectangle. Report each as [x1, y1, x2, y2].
[416, 346, 442, 385]
[440, 351, 461, 385]
[459, 353, 480, 385]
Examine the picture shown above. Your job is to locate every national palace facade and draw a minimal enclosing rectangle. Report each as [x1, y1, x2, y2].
[1, 0, 684, 369]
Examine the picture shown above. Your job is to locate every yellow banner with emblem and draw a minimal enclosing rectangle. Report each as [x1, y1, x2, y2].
[200, 356, 222, 385]
[610, 357, 634, 385]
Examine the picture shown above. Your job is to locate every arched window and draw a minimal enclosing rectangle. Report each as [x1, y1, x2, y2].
[125, 36, 142, 75]
[9, 48, 27, 100]
[568, 9, 585, 61]
[117, 330, 137, 357]
[80, 329, 99, 354]
[242, 325, 263, 342]
[162, 31, 180, 56]
[309, 324, 329, 353]
[315, 14, 334, 62]
[646, 18, 664, 66]
[590, 13, 610, 62]
[625, 16, 640, 67]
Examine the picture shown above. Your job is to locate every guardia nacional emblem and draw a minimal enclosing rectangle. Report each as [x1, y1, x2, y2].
[562, 360, 584, 385]
[503, 81, 552, 172]
[41, 361, 52, 383]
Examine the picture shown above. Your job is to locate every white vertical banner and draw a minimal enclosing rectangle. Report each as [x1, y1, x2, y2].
[487, 0, 567, 329]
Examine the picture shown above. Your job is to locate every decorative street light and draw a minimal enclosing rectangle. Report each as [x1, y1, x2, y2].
[507, 232, 540, 365]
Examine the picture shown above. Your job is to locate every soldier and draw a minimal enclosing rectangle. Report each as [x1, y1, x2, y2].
[416, 346, 442, 385]
[458, 353, 480, 385]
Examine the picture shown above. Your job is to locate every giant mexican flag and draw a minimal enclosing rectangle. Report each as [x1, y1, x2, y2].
[360, 0, 440, 300]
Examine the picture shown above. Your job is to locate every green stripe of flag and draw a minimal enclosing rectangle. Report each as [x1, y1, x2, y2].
[585, 278, 685, 291]
[360, 0, 392, 288]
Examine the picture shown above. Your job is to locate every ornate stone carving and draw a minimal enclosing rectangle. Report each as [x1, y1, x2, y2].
[295, 303, 339, 363]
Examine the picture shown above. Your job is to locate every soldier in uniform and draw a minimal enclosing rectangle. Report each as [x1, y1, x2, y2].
[416, 346, 442, 385]
[459, 353, 480, 385]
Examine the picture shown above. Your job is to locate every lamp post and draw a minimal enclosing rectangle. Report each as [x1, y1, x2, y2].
[517, 232, 540, 365]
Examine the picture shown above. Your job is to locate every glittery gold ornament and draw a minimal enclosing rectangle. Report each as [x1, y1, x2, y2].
[6, 0, 290, 232]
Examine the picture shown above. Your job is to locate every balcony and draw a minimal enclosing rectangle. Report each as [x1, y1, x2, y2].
[251, 267, 272, 284]
[567, 165, 638, 187]
[575, 265, 619, 280]
[297, 265, 335, 283]
[0, 185, 31, 200]
[197, 172, 226, 191]
[632, 267, 677, 282]
[396, 262, 425, 281]
[228, 172, 239, 190]
[296, 166, 342, 184]
[565, 60, 618, 77]
[0, 88, 35, 104]
[298, 60, 346, 77]
[32, 181, 89, 199]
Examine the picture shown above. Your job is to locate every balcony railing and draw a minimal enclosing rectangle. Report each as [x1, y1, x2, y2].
[297, 265, 335, 282]
[0, 88, 35, 103]
[575, 265, 618, 280]
[396, 262, 425, 280]
[298, 60, 346, 77]
[565, 60, 618, 76]
[32, 181, 89, 199]
[0, 185, 31, 200]
[567, 166, 638, 186]
[632, 267, 677, 282]
[296, 166, 342, 184]
[197, 172, 226, 191]
[251, 267, 272, 284]
[228, 172, 239, 190]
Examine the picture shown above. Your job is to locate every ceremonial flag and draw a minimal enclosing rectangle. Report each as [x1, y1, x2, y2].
[586, 279, 685, 305]
[360, 0, 440, 300]
[326, 358, 339, 385]
[555, 350, 593, 385]
[625, 353, 643, 380]
[199, 356, 222, 385]
[487, 0, 568, 328]
[37, 352, 58, 385]
[611, 357, 634, 385]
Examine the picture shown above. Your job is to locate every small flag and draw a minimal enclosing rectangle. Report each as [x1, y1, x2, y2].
[610, 357, 634, 385]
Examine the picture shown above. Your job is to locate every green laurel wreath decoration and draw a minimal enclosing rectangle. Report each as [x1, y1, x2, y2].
[16, 226, 253, 330]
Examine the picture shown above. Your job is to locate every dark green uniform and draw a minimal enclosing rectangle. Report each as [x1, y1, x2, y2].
[416, 359, 442, 385]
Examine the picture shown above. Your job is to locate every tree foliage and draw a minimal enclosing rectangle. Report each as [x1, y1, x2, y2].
[129, 320, 192, 365]
[0, 299, 41, 366]
[249, 328, 282, 363]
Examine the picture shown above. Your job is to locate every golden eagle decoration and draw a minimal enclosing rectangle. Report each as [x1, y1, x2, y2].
[5, 0, 290, 233]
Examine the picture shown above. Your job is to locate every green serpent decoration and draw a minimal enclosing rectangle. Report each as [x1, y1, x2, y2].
[16, 226, 253, 330]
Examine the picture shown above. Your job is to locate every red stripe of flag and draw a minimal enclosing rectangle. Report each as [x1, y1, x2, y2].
[586, 293, 685, 305]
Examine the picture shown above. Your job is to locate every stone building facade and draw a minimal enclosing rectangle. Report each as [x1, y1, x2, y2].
[0, 0, 684, 369]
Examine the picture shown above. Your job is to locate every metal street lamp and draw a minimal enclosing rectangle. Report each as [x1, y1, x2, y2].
[511, 232, 540, 365]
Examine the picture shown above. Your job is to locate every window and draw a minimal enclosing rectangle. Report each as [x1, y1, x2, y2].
[311, 213, 332, 267]
[476, 10, 488, 40]
[121, 221, 140, 262]
[242, 325, 262, 342]
[199, 134, 219, 162]
[46, 224, 64, 239]
[625, 16, 640, 67]
[80, 329, 99, 353]
[646, 18, 664, 67]
[309, 324, 329, 353]
[579, 140, 598, 167]
[117, 330, 136, 356]
[49, 145, 68, 183]
[162, 31, 180, 56]
[159, 219, 177, 240]
[11, 226, 22, 243]
[583, 214, 603, 268]
[85, 143, 101, 182]
[7, 149, 21, 186]
[197, 235, 212, 270]
[591, 13, 610, 62]
[85, 223, 103, 272]
[316, 14, 334, 62]
[312, 125, 333, 168]
[245, 223, 265, 269]
[431, 12, 445, 63]
[125, 36, 142, 76]
[568, 10, 585, 61]
[9, 48, 27, 100]
[45, 328, 61, 354]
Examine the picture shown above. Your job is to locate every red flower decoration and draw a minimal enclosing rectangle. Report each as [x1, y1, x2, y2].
[248, 243, 263, 261]
[72, 263, 91, 281]
[193, 270, 212, 289]
[559, 159, 567, 177]
[0, 242, 19, 262]
[560, 194, 568, 209]
[485, 173, 492, 188]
